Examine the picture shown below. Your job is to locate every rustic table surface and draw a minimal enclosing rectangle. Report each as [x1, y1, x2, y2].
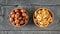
[0, 0, 60, 34]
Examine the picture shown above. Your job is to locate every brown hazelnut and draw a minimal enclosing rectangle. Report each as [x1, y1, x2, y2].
[25, 19, 27, 23]
[10, 14, 15, 18]
[25, 16, 28, 19]
[12, 21, 16, 25]
[21, 9, 25, 13]
[16, 24, 20, 26]
[19, 17, 22, 20]
[20, 20, 24, 25]
[22, 13, 27, 16]
[15, 9, 19, 13]
[10, 11, 15, 15]
[9, 18, 13, 22]
[15, 20, 19, 24]
[15, 13, 20, 18]
[15, 18, 18, 20]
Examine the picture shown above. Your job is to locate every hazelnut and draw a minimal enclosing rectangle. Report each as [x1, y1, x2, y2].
[15, 9, 19, 13]
[15, 18, 18, 20]
[15, 20, 19, 24]
[21, 9, 25, 13]
[22, 13, 27, 16]
[19, 17, 22, 20]
[25, 16, 28, 19]
[20, 20, 24, 25]
[9, 18, 13, 22]
[10, 14, 15, 18]
[12, 21, 16, 25]
[10, 11, 15, 15]
[25, 19, 27, 23]
[16, 24, 20, 26]
[15, 13, 20, 18]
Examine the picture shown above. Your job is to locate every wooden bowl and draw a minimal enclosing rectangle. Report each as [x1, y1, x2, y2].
[9, 8, 29, 27]
[33, 7, 54, 28]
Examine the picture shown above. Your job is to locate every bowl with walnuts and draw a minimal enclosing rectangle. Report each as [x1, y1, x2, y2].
[33, 8, 54, 28]
[9, 8, 29, 27]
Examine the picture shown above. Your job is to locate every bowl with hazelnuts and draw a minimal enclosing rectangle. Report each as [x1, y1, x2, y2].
[9, 8, 29, 27]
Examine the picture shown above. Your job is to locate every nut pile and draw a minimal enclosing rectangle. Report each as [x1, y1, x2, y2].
[33, 8, 53, 27]
[9, 8, 29, 27]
